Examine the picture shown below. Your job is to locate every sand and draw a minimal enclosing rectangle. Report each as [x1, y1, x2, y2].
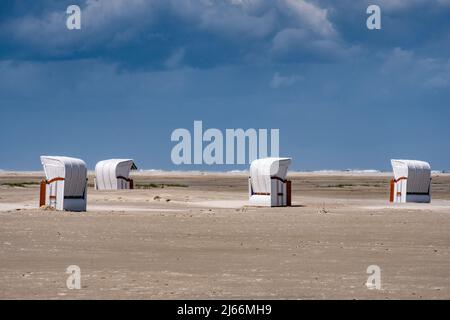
[0, 171, 449, 299]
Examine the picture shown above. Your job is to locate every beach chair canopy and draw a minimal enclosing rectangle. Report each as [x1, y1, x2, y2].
[391, 159, 431, 194]
[40, 156, 87, 198]
[250, 157, 292, 194]
[95, 159, 137, 190]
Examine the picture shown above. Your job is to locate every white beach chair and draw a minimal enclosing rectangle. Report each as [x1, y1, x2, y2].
[390, 159, 431, 203]
[249, 157, 292, 207]
[94, 159, 137, 190]
[39, 156, 88, 211]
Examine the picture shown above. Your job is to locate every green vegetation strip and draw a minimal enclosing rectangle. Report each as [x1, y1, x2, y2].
[1, 182, 40, 187]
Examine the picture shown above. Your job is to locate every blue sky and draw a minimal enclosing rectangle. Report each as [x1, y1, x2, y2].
[0, 0, 449, 171]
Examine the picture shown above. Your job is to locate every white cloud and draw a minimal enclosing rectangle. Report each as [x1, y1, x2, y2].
[376, 0, 450, 11]
[2, 0, 157, 55]
[281, 0, 336, 37]
[0, 0, 342, 67]
[270, 72, 303, 88]
[169, 0, 277, 39]
[381, 47, 450, 88]
[270, 27, 357, 62]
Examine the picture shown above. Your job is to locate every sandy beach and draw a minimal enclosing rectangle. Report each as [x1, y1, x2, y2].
[0, 171, 449, 299]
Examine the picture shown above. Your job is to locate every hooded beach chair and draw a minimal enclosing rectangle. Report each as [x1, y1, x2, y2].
[390, 159, 431, 203]
[94, 159, 137, 190]
[39, 156, 88, 211]
[249, 157, 292, 207]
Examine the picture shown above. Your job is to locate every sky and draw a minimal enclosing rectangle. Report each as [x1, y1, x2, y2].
[0, 0, 449, 171]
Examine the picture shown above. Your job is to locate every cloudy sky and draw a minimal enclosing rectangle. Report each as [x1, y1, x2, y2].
[0, 0, 449, 171]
